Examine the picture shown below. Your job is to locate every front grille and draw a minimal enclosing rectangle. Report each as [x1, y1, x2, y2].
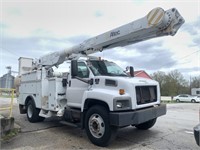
[136, 86, 157, 105]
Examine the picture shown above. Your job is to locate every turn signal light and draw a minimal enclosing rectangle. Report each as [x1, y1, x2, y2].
[119, 89, 125, 95]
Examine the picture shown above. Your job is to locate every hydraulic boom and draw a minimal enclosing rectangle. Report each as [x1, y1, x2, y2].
[38, 7, 184, 69]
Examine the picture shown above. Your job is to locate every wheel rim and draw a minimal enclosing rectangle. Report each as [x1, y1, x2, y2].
[27, 104, 33, 118]
[88, 113, 105, 138]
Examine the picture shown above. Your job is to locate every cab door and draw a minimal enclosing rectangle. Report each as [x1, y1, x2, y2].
[66, 62, 90, 108]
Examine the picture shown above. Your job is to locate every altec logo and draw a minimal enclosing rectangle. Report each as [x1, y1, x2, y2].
[110, 30, 120, 37]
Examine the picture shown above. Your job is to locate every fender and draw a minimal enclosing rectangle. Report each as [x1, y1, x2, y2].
[81, 88, 131, 112]
[25, 95, 36, 107]
[19, 95, 36, 114]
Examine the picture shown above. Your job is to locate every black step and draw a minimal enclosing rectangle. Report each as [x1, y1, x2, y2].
[60, 121, 80, 128]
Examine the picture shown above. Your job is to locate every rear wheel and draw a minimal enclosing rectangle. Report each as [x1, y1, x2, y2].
[27, 100, 45, 123]
[135, 118, 157, 130]
[85, 105, 117, 147]
[176, 99, 180, 103]
[191, 99, 196, 103]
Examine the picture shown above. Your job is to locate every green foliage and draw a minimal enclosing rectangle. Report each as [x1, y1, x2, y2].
[1, 128, 19, 141]
[151, 70, 192, 96]
[191, 76, 200, 88]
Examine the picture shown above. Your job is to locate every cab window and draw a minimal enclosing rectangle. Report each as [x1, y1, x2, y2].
[77, 62, 89, 78]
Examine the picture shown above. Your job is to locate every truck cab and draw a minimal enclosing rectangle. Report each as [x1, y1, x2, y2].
[69, 58, 161, 111]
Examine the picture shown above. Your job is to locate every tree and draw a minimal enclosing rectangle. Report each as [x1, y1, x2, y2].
[151, 71, 166, 95]
[191, 76, 200, 88]
[166, 70, 189, 95]
[151, 70, 189, 96]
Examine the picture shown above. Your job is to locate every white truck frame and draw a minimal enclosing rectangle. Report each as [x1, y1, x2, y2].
[17, 7, 184, 146]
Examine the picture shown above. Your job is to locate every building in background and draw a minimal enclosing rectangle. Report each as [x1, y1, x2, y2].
[134, 70, 152, 79]
[0, 66, 15, 89]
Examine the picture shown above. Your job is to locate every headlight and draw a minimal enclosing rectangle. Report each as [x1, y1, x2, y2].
[116, 102, 123, 108]
[114, 98, 131, 110]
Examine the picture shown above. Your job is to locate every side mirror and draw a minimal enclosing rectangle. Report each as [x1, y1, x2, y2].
[130, 66, 134, 77]
[71, 60, 78, 77]
[89, 78, 94, 85]
[126, 66, 134, 77]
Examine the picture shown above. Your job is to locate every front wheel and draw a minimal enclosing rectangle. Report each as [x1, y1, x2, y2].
[135, 118, 157, 130]
[176, 99, 180, 103]
[27, 100, 45, 123]
[191, 99, 196, 103]
[85, 105, 117, 147]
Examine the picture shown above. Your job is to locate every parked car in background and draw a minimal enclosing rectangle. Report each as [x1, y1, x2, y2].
[197, 96, 200, 102]
[173, 94, 200, 103]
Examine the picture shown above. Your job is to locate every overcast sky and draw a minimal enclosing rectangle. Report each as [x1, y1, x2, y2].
[0, 0, 200, 80]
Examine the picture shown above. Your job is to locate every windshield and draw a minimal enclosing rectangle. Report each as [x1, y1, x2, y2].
[89, 60, 128, 77]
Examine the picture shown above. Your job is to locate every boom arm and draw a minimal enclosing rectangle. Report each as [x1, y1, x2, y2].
[38, 7, 184, 68]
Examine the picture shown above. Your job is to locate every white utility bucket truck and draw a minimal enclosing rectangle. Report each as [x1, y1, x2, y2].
[17, 7, 184, 146]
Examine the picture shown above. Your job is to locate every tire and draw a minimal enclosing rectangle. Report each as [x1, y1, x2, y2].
[135, 118, 157, 130]
[85, 105, 117, 147]
[27, 100, 45, 123]
[176, 99, 180, 103]
[191, 99, 196, 103]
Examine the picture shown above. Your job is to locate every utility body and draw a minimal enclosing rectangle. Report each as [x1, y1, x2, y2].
[17, 7, 184, 146]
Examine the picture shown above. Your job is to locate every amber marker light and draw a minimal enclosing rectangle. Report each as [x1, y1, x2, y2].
[119, 89, 125, 95]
